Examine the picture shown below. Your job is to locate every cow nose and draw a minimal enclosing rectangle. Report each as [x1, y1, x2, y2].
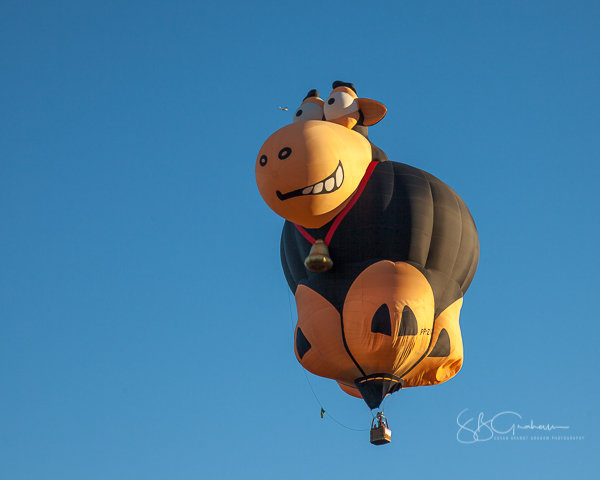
[278, 147, 292, 160]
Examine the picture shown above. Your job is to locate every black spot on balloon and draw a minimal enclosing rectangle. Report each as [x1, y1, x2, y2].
[398, 306, 418, 336]
[428, 328, 451, 357]
[296, 327, 312, 359]
[328, 98, 335, 105]
[371, 304, 392, 336]
[259, 155, 267, 166]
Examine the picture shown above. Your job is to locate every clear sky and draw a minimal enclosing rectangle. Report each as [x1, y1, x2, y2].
[1, 1, 599, 478]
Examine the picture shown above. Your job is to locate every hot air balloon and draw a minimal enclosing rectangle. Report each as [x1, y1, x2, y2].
[255, 81, 479, 444]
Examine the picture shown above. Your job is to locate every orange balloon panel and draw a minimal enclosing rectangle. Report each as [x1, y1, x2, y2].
[294, 285, 362, 386]
[337, 381, 363, 399]
[342, 261, 435, 377]
[402, 298, 464, 388]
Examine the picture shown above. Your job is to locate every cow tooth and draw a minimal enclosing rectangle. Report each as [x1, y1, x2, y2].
[302, 186, 313, 195]
[325, 178, 335, 192]
[336, 166, 343, 187]
[313, 182, 324, 194]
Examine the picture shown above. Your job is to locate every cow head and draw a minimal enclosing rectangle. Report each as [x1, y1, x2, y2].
[255, 82, 387, 228]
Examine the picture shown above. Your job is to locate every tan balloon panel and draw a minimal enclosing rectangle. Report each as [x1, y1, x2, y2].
[342, 261, 435, 377]
[294, 285, 362, 386]
[337, 381, 363, 399]
[402, 298, 464, 388]
[255, 121, 372, 228]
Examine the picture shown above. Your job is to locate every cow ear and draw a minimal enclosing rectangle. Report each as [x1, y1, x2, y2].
[357, 98, 387, 126]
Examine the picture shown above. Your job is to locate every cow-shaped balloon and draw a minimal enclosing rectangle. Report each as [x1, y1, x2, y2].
[255, 81, 479, 411]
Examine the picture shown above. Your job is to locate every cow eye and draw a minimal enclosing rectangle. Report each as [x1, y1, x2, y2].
[324, 91, 358, 121]
[293, 102, 324, 123]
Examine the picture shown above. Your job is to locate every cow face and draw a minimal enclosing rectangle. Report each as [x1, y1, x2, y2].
[255, 84, 387, 228]
[255, 120, 372, 228]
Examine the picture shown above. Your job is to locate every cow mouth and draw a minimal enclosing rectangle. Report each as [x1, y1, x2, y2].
[276, 161, 344, 201]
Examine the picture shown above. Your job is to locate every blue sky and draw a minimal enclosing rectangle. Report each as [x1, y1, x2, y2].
[1, 1, 599, 478]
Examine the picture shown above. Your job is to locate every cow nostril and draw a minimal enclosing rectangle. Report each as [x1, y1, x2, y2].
[259, 155, 268, 166]
[278, 147, 292, 160]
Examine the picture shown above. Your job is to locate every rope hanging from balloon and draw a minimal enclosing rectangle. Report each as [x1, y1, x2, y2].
[286, 287, 371, 432]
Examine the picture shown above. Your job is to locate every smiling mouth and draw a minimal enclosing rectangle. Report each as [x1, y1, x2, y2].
[276, 161, 344, 201]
